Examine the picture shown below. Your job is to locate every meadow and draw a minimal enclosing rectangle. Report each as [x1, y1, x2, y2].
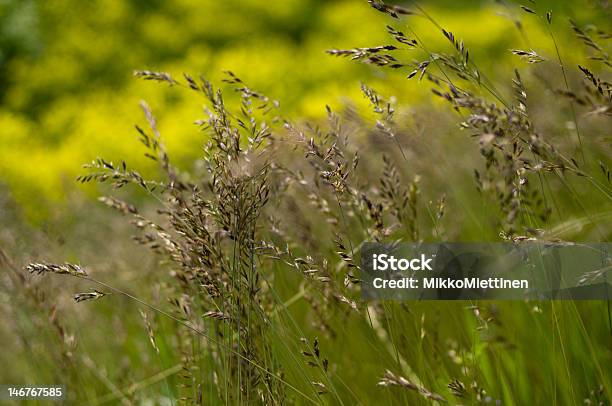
[0, 0, 610, 404]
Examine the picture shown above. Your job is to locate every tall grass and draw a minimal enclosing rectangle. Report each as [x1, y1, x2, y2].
[1, 0, 610, 404]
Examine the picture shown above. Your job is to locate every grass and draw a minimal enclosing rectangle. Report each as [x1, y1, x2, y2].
[0, 0, 610, 404]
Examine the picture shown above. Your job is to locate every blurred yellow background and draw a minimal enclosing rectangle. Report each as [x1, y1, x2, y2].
[0, 0, 606, 220]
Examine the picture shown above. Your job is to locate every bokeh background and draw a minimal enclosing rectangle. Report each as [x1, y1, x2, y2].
[0, 0, 608, 221]
[0, 0, 610, 404]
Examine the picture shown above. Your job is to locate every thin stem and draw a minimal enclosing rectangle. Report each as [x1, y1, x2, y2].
[79, 275, 318, 404]
[544, 20, 585, 162]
